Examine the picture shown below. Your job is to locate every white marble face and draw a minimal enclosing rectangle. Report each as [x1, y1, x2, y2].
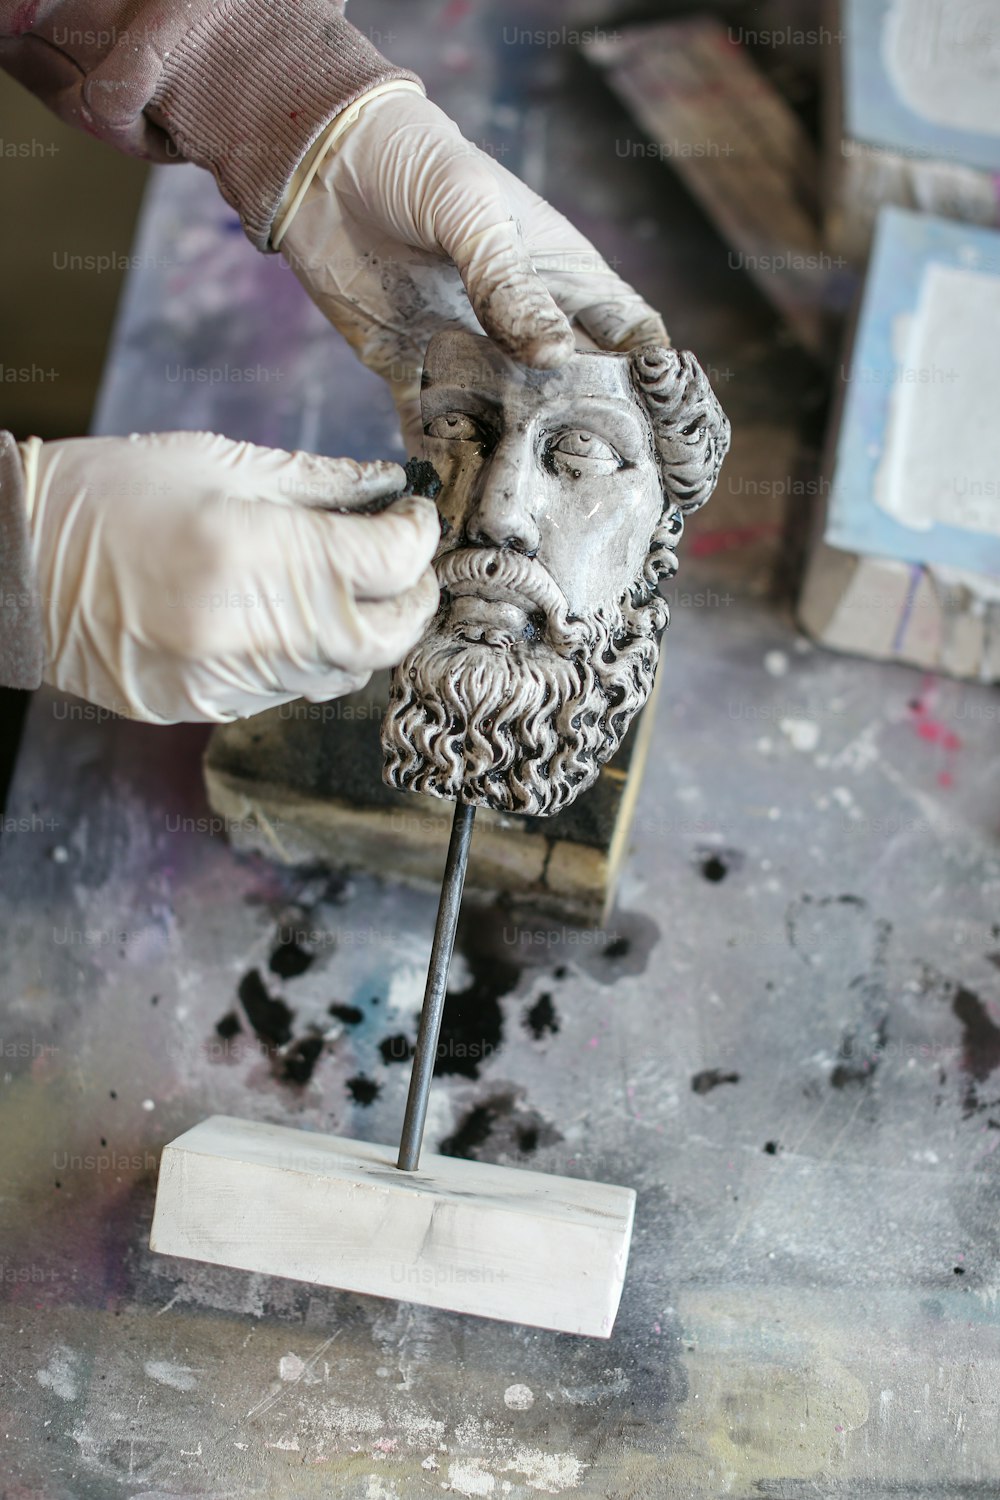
[884, 0, 1000, 136]
[382, 330, 729, 817]
[418, 332, 664, 626]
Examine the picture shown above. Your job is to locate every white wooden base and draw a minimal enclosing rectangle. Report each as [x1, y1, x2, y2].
[149, 1116, 635, 1337]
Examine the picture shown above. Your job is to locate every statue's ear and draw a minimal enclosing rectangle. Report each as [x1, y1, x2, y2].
[629, 347, 731, 515]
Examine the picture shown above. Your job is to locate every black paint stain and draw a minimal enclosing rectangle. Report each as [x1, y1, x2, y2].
[347, 1074, 380, 1106]
[953, 984, 1000, 1116]
[954, 986, 1000, 1080]
[439, 1089, 561, 1161]
[329, 1003, 364, 1026]
[280, 1035, 324, 1085]
[553, 966, 568, 980]
[524, 992, 560, 1040]
[696, 847, 744, 884]
[763, 1140, 779, 1154]
[238, 969, 294, 1047]
[269, 939, 314, 980]
[433, 912, 520, 1079]
[954, 1265, 966, 1276]
[379, 1033, 415, 1066]
[440, 1101, 496, 1159]
[216, 1011, 242, 1040]
[691, 1068, 741, 1095]
[603, 936, 630, 960]
[830, 1014, 889, 1089]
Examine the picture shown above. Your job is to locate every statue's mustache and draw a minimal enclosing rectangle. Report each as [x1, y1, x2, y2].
[433, 547, 588, 648]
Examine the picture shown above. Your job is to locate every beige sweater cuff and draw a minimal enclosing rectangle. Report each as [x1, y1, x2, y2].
[0, 433, 43, 691]
[149, 2, 421, 251]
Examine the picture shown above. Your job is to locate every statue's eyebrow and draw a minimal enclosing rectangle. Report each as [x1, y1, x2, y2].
[420, 382, 501, 423]
[538, 396, 647, 460]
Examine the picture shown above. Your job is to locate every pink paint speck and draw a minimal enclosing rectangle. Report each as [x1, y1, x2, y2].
[689, 522, 782, 558]
[587, 1037, 599, 1049]
[909, 678, 962, 785]
[653, 1322, 662, 1334]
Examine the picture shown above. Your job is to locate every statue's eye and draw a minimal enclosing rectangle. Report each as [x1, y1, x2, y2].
[425, 412, 485, 442]
[547, 430, 622, 475]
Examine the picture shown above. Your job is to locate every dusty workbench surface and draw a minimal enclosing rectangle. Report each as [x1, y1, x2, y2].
[2, 3, 998, 1496]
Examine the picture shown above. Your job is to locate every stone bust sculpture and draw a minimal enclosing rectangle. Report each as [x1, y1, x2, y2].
[381, 329, 730, 817]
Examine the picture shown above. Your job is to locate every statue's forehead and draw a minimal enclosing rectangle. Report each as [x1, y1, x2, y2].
[421, 330, 636, 409]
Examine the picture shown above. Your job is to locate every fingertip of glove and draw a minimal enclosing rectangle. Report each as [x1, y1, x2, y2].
[519, 325, 577, 369]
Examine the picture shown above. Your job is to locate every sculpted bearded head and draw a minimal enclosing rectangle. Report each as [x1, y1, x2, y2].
[382, 330, 730, 817]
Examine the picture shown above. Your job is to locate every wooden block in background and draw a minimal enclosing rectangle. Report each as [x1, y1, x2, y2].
[826, 0, 1000, 263]
[799, 540, 1000, 682]
[800, 206, 1000, 681]
[150, 1116, 636, 1338]
[586, 16, 848, 354]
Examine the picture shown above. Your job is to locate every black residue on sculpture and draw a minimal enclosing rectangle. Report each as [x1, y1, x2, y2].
[237, 969, 294, 1047]
[763, 1140, 779, 1154]
[603, 936, 630, 961]
[524, 992, 560, 1040]
[380, 1033, 415, 1065]
[329, 1003, 364, 1026]
[691, 1068, 740, 1094]
[281, 1035, 324, 1085]
[347, 1074, 380, 1106]
[402, 456, 443, 502]
[269, 939, 314, 980]
[216, 1011, 242, 1040]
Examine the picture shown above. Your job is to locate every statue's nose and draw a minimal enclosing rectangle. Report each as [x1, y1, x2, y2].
[465, 439, 541, 555]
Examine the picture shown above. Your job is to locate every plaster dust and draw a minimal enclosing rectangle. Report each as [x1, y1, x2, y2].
[144, 1358, 199, 1391]
[35, 1345, 79, 1400]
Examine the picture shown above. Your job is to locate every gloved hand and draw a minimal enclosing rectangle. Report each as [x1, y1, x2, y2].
[19, 430, 440, 724]
[278, 88, 668, 445]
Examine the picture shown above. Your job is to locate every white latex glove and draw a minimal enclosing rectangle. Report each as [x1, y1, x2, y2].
[19, 431, 440, 724]
[278, 88, 668, 445]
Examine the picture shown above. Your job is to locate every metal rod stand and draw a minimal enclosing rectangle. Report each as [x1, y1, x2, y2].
[396, 799, 476, 1172]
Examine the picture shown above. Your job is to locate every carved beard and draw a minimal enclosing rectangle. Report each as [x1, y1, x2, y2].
[381, 537, 673, 817]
